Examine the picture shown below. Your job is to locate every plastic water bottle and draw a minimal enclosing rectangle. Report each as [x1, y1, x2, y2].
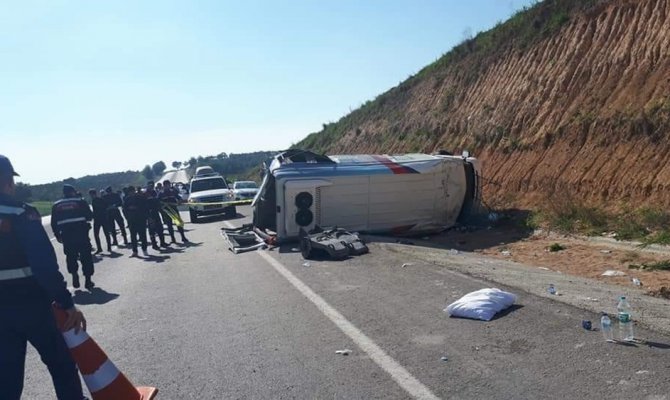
[547, 284, 557, 295]
[617, 296, 634, 342]
[600, 312, 615, 342]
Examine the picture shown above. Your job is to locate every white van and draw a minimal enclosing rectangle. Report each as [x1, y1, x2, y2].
[252, 150, 481, 242]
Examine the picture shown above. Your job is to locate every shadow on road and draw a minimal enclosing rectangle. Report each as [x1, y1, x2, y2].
[360, 209, 534, 254]
[99, 250, 124, 259]
[644, 340, 670, 350]
[277, 244, 301, 255]
[159, 246, 185, 254]
[176, 241, 203, 248]
[143, 254, 170, 263]
[73, 287, 120, 305]
[190, 212, 246, 225]
[490, 304, 524, 320]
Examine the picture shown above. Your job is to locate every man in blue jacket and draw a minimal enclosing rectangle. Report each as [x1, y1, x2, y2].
[0, 155, 87, 400]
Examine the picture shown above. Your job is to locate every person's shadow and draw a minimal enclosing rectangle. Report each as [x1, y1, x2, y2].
[158, 246, 185, 254]
[73, 287, 119, 305]
[98, 250, 123, 259]
[178, 241, 203, 248]
[143, 254, 170, 263]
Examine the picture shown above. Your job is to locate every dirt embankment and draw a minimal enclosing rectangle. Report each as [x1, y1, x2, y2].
[299, 0, 670, 209]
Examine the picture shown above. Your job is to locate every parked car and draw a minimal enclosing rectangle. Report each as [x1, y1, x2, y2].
[187, 173, 235, 223]
[232, 180, 259, 200]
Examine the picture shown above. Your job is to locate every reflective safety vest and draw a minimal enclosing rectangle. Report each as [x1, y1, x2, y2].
[0, 201, 30, 274]
[0, 199, 43, 305]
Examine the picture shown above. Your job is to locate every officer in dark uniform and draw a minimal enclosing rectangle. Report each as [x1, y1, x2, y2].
[102, 186, 128, 247]
[158, 180, 188, 243]
[51, 185, 96, 289]
[122, 186, 149, 257]
[89, 188, 112, 254]
[0, 155, 87, 400]
[145, 180, 167, 250]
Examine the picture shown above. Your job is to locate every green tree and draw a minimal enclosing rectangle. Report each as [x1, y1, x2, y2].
[15, 182, 32, 202]
[171, 161, 182, 169]
[151, 161, 166, 177]
[142, 165, 154, 180]
[188, 157, 197, 167]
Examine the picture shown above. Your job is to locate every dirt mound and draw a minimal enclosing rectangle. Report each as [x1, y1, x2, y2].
[297, 0, 670, 209]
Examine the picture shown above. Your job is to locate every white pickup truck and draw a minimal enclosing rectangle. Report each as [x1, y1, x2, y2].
[187, 172, 236, 223]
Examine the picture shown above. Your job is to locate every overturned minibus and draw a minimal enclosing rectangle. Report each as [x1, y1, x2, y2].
[252, 150, 481, 242]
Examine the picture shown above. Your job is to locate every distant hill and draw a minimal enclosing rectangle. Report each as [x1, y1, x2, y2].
[295, 0, 670, 209]
[30, 171, 146, 202]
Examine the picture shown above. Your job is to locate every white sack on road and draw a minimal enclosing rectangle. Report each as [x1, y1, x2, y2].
[444, 288, 517, 321]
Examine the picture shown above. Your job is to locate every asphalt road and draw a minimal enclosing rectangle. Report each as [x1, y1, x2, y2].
[24, 206, 670, 399]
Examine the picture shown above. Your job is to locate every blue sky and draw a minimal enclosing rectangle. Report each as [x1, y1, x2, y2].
[1, 0, 534, 184]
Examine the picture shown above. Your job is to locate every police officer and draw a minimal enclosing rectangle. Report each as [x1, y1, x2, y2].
[145, 180, 167, 250]
[89, 188, 112, 254]
[122, 186, 149, 257]
[0, 155, 87, 400]
[102, 186, 128, 247]
[51, 184, 96, 289]
[158, 180, 188, 243]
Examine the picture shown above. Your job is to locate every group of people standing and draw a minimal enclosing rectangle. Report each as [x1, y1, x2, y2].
[2, 154, 198, 399]
[50, 179, 189, 290]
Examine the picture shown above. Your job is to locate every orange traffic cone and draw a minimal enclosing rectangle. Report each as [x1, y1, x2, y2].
[52, 305, 158, 400]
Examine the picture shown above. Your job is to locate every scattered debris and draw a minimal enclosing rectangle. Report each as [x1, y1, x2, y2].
[220, 224, 267, 254]
[582, 320, 592, 330]
[335, 349, 351, 356]
[300, 226, 368, 260]
[440, 356, 449, 362]
[396, 239, 415, 245]
[574, 342, 585, 349]
[636, 370, 650, 375]
[600, 250, 612, 254]
[548, 243, 566, 252]
[448, 249, 460, 255]
[538, 267, 551, 271]
[488, 212, 499, 223]
[632, 278, 641, 286]
[601, 270, 626, 277]
[547, 284, 557, 295]
[302, 262, 311, 268]
[501, 250, 512, 256]
[585, 297, 599, 302]
[401, 263, 412, 268]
